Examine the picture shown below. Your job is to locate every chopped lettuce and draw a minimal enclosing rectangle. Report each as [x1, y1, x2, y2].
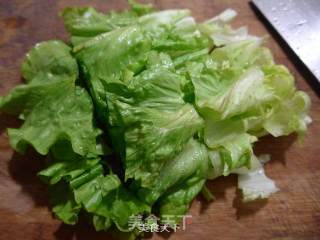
[40, 142, 150, 231]
[0, 1, 311, 237]
[75, 28, 204, 187]
[158, 177, 206, 223]
[134, 139, 211, 204]
[0, 41, 100, 156]
[237, 155, 279, 202]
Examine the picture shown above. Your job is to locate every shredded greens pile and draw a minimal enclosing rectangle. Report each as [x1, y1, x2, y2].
[0, 1, 310, 237]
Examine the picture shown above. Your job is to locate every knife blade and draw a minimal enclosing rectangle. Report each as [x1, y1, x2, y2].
[251, 0, 320, 83]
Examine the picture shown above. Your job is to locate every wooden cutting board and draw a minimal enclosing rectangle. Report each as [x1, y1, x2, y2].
[0, 1, 319, 239]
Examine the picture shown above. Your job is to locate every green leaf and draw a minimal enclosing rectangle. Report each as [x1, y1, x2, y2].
[138, 9, 190, 31]
[92, 215, 112, 231]
[21, 40, 78, 83]
[158, 176, 206, 223]
[75, 27, 204, 187]
[1, 5, 312, 234]
[41, 147, 150, 231]
[61, 7, 139, 40]
[262, 65, 310, 136]
[61, 2, 155, 45]
[38, 156, 100, 185]
[49, 182, 81, 225]
[0, 41, 100, 156]
[200, 9, 260, 46]
[128, 0, 154, 16]
[237, 155, 279, 202]
[70, 166, 150, 231]
[134, 139, 210, 204]
[74, 26, 151, 126]
[123, 67, 204, 186]
[183, 37, 310, 176]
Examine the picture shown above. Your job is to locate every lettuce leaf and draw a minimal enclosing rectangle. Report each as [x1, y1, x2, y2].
[45, 163, 150, 231]
[40, 143, 150, 231]
[49, 181, 81, 225]
[62, 0, 153, 38]
[200, 9, 261, 46]
[182, 29, 310, 176]
[123, 66, 203, 186]
[0, 3, 312, 236]
[134, 139, 211, 204]
[74, 27, 204, 187]
[237, 155, 279, 202]
[61, 6, 141, 46]
[0, 41, 100, 156]
[158, 176, 206, 223]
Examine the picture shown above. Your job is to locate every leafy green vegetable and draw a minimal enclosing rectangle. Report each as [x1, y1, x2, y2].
[0, 1, 311, 237]
[38, 155, 100, 185]
[158, 176, 206, 223]
[61, 7, 139, 45]
[49, 181, 81, 225]
[237, 155, 279, 202]
[134, 139, 210, 204]
[69, 165, 150, 231]
[0, 41, 100, 156]
[182, 33, 310, 176]
[74, 26, 204, 188]
[40, 142, 150, 231]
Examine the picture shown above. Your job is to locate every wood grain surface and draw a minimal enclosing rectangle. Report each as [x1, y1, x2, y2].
[0, 1, 319, 239]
